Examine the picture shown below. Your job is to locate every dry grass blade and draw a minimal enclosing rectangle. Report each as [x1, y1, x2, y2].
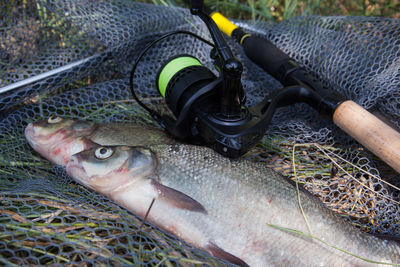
[267, 224, 400, 266]
[314, 143, 400, 194]
[291, 144, 314, 236]
[293, 143, 400, 206]
[289, 142, 400, 229]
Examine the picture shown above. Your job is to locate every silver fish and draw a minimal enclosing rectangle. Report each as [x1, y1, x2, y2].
[24, 116, 175, 166]
[66, 144, 400, 266]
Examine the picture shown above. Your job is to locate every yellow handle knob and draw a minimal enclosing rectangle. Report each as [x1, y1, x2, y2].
[211, 12, 238, 37]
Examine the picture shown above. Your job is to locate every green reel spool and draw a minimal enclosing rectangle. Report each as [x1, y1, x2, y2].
[156, 55, 216, 116]
[157, 56, 202, 98]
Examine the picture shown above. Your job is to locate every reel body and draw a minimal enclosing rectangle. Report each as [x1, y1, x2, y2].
[156, 53, 258, 157]
[157, 55, 216, 117]
[129, 1, 340, 158]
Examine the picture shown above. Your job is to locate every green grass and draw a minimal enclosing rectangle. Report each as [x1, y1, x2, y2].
[143, 0, 400, 21]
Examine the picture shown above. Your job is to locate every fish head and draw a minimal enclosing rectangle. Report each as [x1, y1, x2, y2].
[25, 116, 97, 165]
[66, 145, 157, 194]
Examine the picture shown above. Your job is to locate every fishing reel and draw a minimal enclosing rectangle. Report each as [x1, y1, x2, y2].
[130, 0, 337, 158]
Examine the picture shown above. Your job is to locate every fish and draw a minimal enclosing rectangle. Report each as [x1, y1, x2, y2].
[66, 143, 400, 267]
[24, 116, 176, 166]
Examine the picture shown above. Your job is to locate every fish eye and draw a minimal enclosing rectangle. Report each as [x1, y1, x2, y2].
[95, 147, 113, 159]
[48, 115, 63, 124]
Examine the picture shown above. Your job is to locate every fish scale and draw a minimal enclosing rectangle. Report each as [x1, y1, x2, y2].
[67, 144, 400, 266]
[154, 144, 400, 265]
[153, 145, 351, 265]
[89, 123, 176, 146]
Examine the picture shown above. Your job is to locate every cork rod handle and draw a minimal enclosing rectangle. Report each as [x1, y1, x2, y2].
[333, 100, 400, 174]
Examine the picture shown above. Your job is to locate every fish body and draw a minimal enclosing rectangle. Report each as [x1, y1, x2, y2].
[25, 116, 176, 165]
[66, 144, 400, 266]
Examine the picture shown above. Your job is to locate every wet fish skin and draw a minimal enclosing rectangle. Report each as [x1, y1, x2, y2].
[25, 116, 176, 166]
[66, 144, 400, 267]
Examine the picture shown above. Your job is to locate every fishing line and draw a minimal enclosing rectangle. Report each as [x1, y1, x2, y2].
[140, 198, 156, 230]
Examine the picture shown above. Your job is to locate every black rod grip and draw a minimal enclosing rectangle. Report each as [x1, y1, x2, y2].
[241, 35, 290, 78]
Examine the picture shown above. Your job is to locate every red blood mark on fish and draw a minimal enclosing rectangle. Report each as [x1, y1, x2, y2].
[115, 167, 129, 174]
[63, 154, 70, 165]
[46, 128, 68, 140]
[52, 147, 61, 155]
[268, 198, 272, 204]
[251, 241, 265, 253]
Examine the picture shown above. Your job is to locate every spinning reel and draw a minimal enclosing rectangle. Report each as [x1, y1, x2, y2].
[130, 0, 339, 158]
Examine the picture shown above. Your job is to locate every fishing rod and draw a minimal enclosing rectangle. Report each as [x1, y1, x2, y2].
[130, 0, 400, 174]
[0, 56, 98, 95]
[197, 3, 400, 174]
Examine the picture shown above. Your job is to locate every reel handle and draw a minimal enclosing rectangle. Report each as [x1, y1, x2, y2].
[333, 100, 400, 173]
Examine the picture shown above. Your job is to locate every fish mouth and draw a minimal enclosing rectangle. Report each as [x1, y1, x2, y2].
[24, 123, 37, 146]
[25, 123, 69, 146]
[26, 120, 99, 166]
[25, 123, 35, 137]
[25, 123, 55, 162]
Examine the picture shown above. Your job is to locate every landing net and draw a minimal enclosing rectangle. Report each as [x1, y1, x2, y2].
[1, 0, 400, 265]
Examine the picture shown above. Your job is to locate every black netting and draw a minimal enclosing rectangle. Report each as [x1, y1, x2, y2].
[1, 0, 400, 265]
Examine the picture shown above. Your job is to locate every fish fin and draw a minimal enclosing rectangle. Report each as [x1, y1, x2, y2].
[205, 242, 249, 267]
[151, 180, 207, 214]
[372, 233, 400, 243]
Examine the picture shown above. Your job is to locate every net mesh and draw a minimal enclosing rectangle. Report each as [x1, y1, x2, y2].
[1, 0, 400, 265]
